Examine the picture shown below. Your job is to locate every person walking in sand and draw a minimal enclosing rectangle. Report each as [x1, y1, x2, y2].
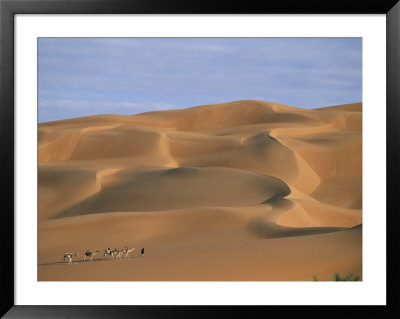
[141, 248, 144, 257]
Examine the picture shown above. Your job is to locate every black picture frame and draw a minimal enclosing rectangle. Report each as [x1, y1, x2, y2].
[1, 0, 399, 318]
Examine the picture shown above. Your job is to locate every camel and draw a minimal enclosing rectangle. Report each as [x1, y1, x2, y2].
[113, 248, 122, 260]
[84, 249, 99, 262]
[123, 247, 135, 259]
[103, 248, 115, 260]
[63, 252, 78, 264]
[103, 247, 134, 260]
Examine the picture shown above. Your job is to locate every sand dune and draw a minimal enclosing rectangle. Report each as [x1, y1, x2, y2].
[38, 100, 362, 281]
[55, 166, 290, 218]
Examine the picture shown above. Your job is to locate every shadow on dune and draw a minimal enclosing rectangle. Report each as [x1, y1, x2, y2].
[248, 222, 347, 239]
[261, 192, 292, 205]
[38, 258, 104, 266]
[38, 256, 143, 267]
[249, 198, 349, 238]
[248, 219, 348, 239]
[54, 166, 292, 219]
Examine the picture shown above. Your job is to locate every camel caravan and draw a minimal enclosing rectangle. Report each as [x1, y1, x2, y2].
[63, 246, 136, 264]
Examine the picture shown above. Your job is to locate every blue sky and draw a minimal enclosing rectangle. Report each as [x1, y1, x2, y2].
[38, 38, 362, 123]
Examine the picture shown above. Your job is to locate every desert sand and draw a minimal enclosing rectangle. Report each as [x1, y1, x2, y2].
[38, 100, 362, 281]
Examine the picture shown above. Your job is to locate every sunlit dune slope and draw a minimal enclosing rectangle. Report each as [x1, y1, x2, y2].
[38, 100, 362, 281]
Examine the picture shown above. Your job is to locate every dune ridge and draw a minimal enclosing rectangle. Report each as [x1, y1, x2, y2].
[38, 100, 362, 281]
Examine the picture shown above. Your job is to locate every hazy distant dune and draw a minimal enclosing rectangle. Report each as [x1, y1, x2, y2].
[315, 102, 362, 112]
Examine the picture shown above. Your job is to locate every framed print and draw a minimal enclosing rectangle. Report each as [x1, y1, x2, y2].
[1, 0, 399, 318]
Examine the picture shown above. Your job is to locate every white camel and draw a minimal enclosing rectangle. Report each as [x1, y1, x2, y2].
[113, 248, 122, 260]
[123, 247, 135, 259]
[63, 252, 78, 264]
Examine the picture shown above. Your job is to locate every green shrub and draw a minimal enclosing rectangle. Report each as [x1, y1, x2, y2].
[333, 272, 360, 281]
[312, 273, 360, 281]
